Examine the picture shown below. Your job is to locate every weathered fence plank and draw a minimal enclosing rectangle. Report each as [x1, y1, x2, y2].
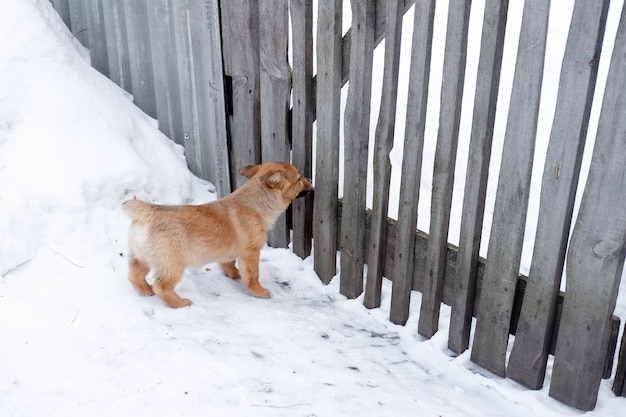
[339, 0, 375, 299]
[84, 0, 109, 78]
[171, 0, 230, 197]
[68, 0, 88, 46]
[507, 0, 610, 390]
[448, 0, 508, 355]
[220, 0, 262, 189]
[389, 0, 435, 325]
[418, 0, 471, 339]
[614, 324, 626, 396]
[101, 0, 132, 93]
[146, 0, 184, 145]
[313, 0, 342, 285]
[51, 0, 71, 28]
[549, 5, 626, 409]
[259, 0, 291, 248]
[290, 0, 314, 259]
[122, 0, 157, 119]
[470, 0, 551, 377]
[364, 0, 404, 310]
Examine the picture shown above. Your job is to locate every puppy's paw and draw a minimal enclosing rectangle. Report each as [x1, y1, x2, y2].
[136, 286, 155, 297]
[172, 298, 193, 308]
[249, 286, 272, 299]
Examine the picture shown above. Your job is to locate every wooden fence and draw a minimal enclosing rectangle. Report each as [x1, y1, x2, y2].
[50, 0, 626, 411]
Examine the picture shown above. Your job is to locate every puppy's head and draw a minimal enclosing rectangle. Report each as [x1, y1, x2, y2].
[240, 162, 312, 202]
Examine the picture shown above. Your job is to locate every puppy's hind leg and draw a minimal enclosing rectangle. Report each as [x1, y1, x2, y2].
[153, 267, 192, 308]
[219, 261, 240, 279]
[128, 257, 154, 296]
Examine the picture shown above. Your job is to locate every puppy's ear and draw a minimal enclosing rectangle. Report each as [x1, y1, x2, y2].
[239, 165, 259, 178]
[263, 171, 285, 189]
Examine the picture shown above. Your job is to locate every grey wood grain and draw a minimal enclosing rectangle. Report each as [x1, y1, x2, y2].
[220, 0, 262, 189]
[290, 0, 314, 258]
[122, 0, 157, 118]
[448, 0, 508, 355]
[339, 0, 375, 299]
[470, 0, 551, 377]
[389, 0, 435, 325]
[418, 0, 471, 339]
[146, 0, 184, 146]
[68, 0, 89, 47]
[549, 4, 626, 410]
[101, 0, 132, 92]
[260, 0, 291, 248]
[84, 0, 110, 78]
[51, 0, 71, 28]
[171, 0, 231, 197]
[364, 0, 404, 310]
[313, 0, 342, 285]
[507, 0, 609, 390]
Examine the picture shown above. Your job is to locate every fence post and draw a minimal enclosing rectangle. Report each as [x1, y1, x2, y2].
[448, 0, 508, 355]
[121, 0, 157, 119]
[146, 0, 185, 146]
[549, 3, 626, 410]
[389, 0, 435, 325]
[84, 0, 110, 78]
[417, 0, 471, 339]
[507, 0, 610, 390]
[290, 0, 314, 259]
[101, 0, 132, 93]
[364, 0, 404, 309]
[339, 0, 376, 299]
[68, 0, 89, 46]
[220, 0, 262, 190]
[313, 0, 342, 285]
[171, 0, 230, 197]
[259, 0, 291, 247]
[51, 0, 71, 28]
[470, 0, 551, 377]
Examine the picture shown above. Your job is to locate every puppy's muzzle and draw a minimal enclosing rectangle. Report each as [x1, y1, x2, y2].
[297, 177, 313, 198]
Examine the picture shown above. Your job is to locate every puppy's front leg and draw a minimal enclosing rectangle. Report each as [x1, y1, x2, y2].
[238, 251, 272, 298]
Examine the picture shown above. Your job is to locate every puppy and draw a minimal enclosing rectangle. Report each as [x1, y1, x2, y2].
[123, 162, 312, 308]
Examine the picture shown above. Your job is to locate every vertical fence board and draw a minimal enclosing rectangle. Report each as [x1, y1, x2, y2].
[448, 0, 508, 355]
[614, 324, 626, 396]
[340, 0, 375, 299]
[364, 0, 403, 309]
[549, 5, 626, 410]
[101, 0, 132, 92]
[259, 0, 291, 247]
[51, 0, 71, 28]
[418, 0, 471, 339]
[507, 0, 609, 390]
[171, 0, 230, 197]
[290, 0, 314, 258]
[84, 0, 109, 78]
[122, 0, 157, 119]
[389, 1, 435, 325]
[313, 0, 342, 285]
[470, 0, 551, 377]
[220, 0, 262, 189]
[68, 0, 89, 46]
[147, 0, 184, 145]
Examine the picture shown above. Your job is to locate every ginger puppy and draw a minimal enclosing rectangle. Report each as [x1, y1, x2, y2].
[123, 162, 312, 308]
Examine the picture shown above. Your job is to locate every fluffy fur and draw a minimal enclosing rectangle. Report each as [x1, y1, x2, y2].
[123, 162, 313, 308]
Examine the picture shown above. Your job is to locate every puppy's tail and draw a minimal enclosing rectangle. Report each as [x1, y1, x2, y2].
[122, 199, 154, 223]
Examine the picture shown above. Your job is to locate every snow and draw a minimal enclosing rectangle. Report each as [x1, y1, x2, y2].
[0, 0, 624, 416]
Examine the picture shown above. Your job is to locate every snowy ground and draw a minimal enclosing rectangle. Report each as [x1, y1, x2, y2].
[0, 0, 624, 416]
